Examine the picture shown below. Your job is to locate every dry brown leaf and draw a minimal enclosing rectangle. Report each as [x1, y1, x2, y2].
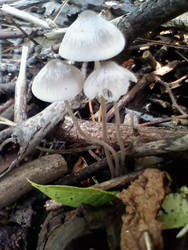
[72, 156, 91, 185]
[117, 168, 171, 250]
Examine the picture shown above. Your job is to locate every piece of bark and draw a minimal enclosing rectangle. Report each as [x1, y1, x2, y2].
[57, 116, 187, 148]
[0, 154, 67, 209]
[117, 0, 188, 45]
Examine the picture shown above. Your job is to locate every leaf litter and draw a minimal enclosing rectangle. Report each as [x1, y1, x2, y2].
[117, 168, 171, 250]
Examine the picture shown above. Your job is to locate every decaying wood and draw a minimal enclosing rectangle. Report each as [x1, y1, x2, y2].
[134, 133, 188, 157]
[0, 101, 66, 177]
[0, 154, 67, 209]
[93, 170, 143, 191]
[0, 0, 188, 178]
[57, 158, 107, 186]
[14, 45, 28, 123]
[57, 116, 187, 149]
[117, 0, 188, 44]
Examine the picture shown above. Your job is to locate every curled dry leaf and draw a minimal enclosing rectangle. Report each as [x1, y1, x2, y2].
[72, 156, 91, 186]
[117, 168, 171, 250]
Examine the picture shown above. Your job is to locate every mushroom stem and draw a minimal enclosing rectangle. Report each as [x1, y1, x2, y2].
[100, 96, 115, 177]
[94, 61, 101, 70]
[65, 100, 118, 177]
[114, 101, 126, 176]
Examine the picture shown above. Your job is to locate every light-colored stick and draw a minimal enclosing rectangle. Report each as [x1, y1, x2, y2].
[2, 4, 50, 29]
[14, 45, 28, 123]
[0, 154, 67, 209]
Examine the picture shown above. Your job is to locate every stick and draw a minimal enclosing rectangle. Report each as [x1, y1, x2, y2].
[14, 45, 28, 123]
[1, 4, 50, 29]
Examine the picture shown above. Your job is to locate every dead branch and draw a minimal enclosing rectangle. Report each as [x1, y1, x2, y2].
[117, 0, 188, 45]
[93, 170, 143, 191]
[134, 133, 188, 157]
[56, 116, 187, 147]
[106, 73, 155, 121]
[54, 117, 188, 158]
[14, 45, 28, 123]
[0, 154, 67, 209]
[0, 101, 66, 177]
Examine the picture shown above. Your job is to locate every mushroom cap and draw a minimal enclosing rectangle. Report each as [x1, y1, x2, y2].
[59, 10, 125, 62]
[84, 61, 137, 102]
[32, 59, 84, 102]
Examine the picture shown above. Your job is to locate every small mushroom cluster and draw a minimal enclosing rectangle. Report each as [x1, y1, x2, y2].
[32, 10, 137, 177]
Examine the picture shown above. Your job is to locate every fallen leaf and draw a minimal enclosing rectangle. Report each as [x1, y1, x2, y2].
[117, 168, 171, 250]
[158, 186, 188, 229]
[28, 179, 117, 208]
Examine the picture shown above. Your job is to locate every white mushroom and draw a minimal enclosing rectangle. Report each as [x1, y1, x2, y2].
[84, 61, 137, 176]
[84, 61, 137, 102]
[59, 10, 125, 62]
[32, 59, 83, 102]
[32, 59, 118, 177]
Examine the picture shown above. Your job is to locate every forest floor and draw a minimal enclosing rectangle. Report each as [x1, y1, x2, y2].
[0, 1, 188, 249]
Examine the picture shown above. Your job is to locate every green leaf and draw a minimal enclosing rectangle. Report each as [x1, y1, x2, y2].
[28, 179, 118, 208]
[157, 186, 188, 229]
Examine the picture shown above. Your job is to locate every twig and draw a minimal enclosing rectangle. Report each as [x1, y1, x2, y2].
[36, 145, 98, 154]
[44, 27, 68, 40]
[0, 98, 14, 114]
[142, 50, 159, 70]
[0, 116, 16, 126]
[136, 38, 188, 50]
[106, 73, 156, 121]
[3, 12, 39, 45]
[0, 28, 37, 40]
[14, 45, 28, 123]
[53, 0, 70, 23]
[93, 170, 142, 190]
[140, 114, 188, 127]
[56, 158, 108, 186]
[175, 50, 188, 62]
[1, 4, 50, 29]
[168, 75, 188, 89]
[0, 154, 67, 209]
[158, 79, 186, 115]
